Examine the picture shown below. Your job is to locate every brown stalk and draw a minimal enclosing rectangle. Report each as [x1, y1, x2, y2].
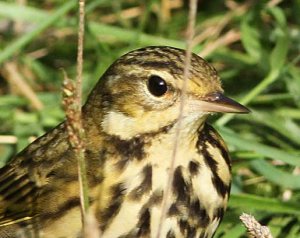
[155, 0, 198, 237]
[62, 0, 89, 234]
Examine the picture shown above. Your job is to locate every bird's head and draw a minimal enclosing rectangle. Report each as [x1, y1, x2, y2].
[84, 46, 249, 139]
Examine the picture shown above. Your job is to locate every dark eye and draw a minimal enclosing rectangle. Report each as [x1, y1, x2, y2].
[147, 75, 168, 97]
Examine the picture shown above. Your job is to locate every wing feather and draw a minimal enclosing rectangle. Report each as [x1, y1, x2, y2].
[0, 163, 37, 227]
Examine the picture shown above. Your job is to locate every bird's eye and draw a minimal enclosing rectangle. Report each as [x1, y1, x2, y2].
[147, 75, 168, 97]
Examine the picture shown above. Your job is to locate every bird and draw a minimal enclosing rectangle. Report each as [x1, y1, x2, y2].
[0, 46, 249, 238]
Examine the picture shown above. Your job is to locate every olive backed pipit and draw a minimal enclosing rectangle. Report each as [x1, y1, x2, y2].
[0, 46, 249, 238]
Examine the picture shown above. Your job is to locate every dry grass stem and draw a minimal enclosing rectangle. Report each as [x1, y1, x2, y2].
[240, 213, 273, 238]
[0, 135, 35, 146]
[155, 0, 197, 237]
[100, 7, 141, 23]
[199, 30, 241, 58]
[243, 176, 266, 186]
[161, 0, 171, 22]
[2, 62, 44, 110]
[267, 0, 283, 7]
[193, 1, 248, 47]
[100, 1, 182, 24]
[84, 213, 102, 238]
[192, 15, 231, 46]
[225, 0, 249, 10]
[27, 48, 48, 59]
[0, 136, 18, 144]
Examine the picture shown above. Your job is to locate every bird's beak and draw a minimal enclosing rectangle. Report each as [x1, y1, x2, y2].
[198, 92, 250, 113]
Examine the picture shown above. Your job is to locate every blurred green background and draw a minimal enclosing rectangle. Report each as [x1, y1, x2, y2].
[0, 0, 300, 237]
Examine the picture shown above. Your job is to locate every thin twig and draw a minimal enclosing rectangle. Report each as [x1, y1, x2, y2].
[240, 213, 273, 238]
[155, 0, 198, 237]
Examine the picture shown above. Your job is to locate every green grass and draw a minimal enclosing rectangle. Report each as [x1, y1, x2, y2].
[0, 1, 300, 237]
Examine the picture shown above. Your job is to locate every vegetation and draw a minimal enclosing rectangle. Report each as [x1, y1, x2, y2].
[0, 0, 299, 237]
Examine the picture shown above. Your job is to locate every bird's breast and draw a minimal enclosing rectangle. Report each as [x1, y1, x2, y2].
[96, 124, 231, 238]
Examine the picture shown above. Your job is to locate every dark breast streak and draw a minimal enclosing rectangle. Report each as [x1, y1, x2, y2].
[168, 124, 230, 238]
[197, 124, 231, 199]
[98, 123, 231, 238]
